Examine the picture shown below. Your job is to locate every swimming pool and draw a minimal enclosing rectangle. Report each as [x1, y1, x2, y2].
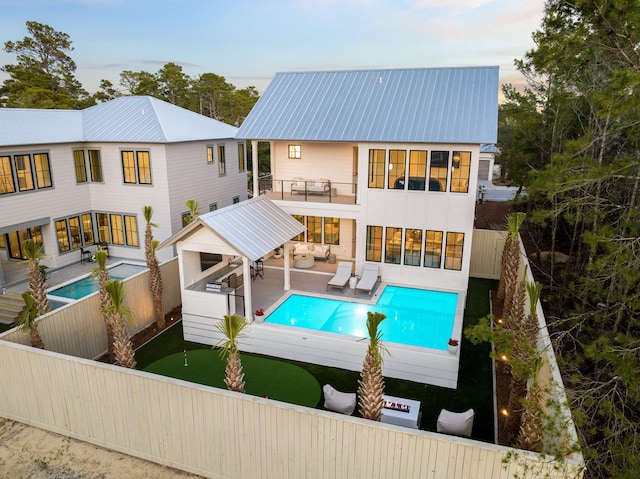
[265, 286, 458, 350]
[48, 263, 147, 300]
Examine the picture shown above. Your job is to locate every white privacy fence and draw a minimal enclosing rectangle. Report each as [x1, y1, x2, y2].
[0, 240, 584, 478]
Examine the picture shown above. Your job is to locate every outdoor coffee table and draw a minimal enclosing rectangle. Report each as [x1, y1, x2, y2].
[293, 254, 315, 269]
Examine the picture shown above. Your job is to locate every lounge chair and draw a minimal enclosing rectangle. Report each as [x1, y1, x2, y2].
[327, 261, 352, 292]
[355, 263, 381, 296]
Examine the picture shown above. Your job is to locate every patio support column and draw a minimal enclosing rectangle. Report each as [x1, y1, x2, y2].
[252, 140, 259, 198]
[242, 257, 254, 321]
[283, 243, 291, 290]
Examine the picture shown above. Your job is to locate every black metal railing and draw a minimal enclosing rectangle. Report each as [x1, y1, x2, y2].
[257, 175, 357, 204]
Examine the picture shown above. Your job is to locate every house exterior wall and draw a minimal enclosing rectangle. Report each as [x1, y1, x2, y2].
[269, 141, 479, 292]
[0, 139, 248, 276]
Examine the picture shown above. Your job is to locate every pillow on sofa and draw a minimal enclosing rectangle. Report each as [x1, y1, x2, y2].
[307, 243, 315, 251]
[316, 244, 329, 256]
[294, 243, 305, 251]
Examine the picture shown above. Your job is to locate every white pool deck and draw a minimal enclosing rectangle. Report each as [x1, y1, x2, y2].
[183, 257, 465, 389]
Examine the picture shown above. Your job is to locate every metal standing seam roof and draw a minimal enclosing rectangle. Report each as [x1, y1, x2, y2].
[159, 196, 306, 261]
[0, 96, 238, 147]
[235, 66, 499, 144]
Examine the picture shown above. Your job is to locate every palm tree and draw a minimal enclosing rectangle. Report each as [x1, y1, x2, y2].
[504, 278, 541, 444]
[497, 212, 526, 319]
[184, 199, 201, 225]
[143, 206, 165, 330]
[104, 280, 137, 369]
[93, 248, 115, 362]
[517, 357, 545, 452]
[15, 291, 45, 349]
[22, 239, 50, 316]
[215, 314, 247, 393]
[357, 311, 388, 421]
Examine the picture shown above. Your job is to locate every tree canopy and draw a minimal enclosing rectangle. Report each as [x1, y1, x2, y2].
[1, 21, 259, 126]
[500, 1, 640, 477]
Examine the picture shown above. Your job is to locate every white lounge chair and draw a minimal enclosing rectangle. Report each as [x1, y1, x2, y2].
[355, 263, 381, 296]
[323, 384, 356, 415]
[327, 261, 352, 292]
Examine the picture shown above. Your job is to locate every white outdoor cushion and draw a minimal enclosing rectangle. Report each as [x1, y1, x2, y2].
[316, 245, 329, 255]
[323, 384, 356, 415]
[437, 408, 474, 437]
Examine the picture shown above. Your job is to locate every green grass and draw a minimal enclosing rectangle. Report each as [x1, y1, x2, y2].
[135, 277, 496, 443]
[144, 349, 321, 408]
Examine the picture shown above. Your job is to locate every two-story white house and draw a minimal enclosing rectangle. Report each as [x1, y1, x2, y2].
[238, 66, 499, 295]
[0, 96, 248, 288]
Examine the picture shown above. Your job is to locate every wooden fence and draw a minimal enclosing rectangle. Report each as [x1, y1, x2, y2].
[0, 239, 585, 478]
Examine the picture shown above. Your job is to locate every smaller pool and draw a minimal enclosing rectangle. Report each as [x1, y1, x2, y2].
[265, 286, 458, 350]
[48, 263, 147, 300]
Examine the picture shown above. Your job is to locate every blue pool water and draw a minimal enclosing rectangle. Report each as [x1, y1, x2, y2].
[48, 263, 147, 300]
[265, 286, 458, 350]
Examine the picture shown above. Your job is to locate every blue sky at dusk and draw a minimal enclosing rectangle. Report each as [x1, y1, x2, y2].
[0, 0, 546, 97]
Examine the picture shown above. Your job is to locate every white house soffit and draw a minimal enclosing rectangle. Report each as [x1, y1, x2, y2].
[235, 66, 499, 144]
[0, 217, 50, 235]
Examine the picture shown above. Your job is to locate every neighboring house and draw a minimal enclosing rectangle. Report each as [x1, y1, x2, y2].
[238, 66, 499, 296]
[479, 143, 500, 182]
[0, 96, 248, 288]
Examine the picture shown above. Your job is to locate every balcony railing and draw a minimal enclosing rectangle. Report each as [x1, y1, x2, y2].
[258, 175, 357, 205]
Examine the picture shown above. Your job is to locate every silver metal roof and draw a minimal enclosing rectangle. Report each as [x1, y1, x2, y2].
[0, 96, 238, 147]
[159, 196, 306, 261]
[236, 67, 499, 144]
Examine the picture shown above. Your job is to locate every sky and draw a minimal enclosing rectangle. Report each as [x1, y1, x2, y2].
[0, 0, 546, 98]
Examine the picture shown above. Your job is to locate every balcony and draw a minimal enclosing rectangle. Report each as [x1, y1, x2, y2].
[258, 174, 357, 205]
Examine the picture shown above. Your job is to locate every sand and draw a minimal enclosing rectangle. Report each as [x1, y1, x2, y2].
[0, 417, 202, 479]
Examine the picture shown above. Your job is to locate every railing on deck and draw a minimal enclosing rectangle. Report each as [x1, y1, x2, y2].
[258, 174, 357, 204]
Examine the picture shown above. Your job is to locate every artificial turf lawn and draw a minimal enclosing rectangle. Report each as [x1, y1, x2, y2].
[143, 349, 321, 408]
[135, 277, 496, 443]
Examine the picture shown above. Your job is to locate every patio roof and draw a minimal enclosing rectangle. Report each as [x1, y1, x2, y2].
[158, 196, 305, 261]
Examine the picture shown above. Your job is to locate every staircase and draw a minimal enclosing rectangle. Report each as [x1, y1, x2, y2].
[0, 291, 24, 325]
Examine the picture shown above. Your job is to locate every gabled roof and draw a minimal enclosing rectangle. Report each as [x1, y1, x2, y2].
[0, 96, 238, 147]
[236, 66, 499, 144]
[159, 196, 306, 261]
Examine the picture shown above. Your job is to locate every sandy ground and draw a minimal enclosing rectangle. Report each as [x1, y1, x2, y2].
[0, 417, 202, 479]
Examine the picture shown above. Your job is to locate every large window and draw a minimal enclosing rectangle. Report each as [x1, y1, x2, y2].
[124, 215, 139, 246]
[74, 150, 87, 183]
[324, 217, 340, 245]
[55, 220, 71, 253]
[69, 216, 82, 249]
[307, 216, 322, 243]
[288, 145, 301, 159]
[218, 145, 226, 175]
[424, 230, 443, 268]
[292, 215, 305, 241]
[15, 154, 34, 191]
[404, 229, 422, 266]
[96, 213, 110, 243]
[450, 151, 471, 193]
[81, 213, 95, 244]
[385, 227, 402, 264]
[88, 150, 103, 182]
[34, 153, 52, 188]
[237, 143, 245, 171]
[207, 146, 214, 164]
[0, 155, 16, 194]
[388, 150, 406, 189]
[408, 150, 427, 191]
[429, 151, 449, 192]
[110, 214, 125, 245]
[122, 150, 151, 184]
[444, 232, 465, 270]
[366, 226, 383, 262]
[368, 149, 385, 188]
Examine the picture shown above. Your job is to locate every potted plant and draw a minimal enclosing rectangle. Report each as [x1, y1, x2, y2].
[447, 338, 459, 355]
[273, 246, 283, 259]
[254, 308, 265, 322]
